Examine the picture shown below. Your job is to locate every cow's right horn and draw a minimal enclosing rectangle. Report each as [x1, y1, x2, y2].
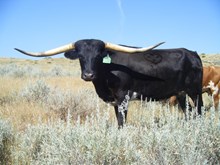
[105, 42, 165, 53]
[15, 43, 75, 57]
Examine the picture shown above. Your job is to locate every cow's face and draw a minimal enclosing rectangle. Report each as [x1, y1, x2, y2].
[64, 39, 106, 81]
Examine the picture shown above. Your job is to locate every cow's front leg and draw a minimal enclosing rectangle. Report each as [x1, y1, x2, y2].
[114, 94, 130, 128]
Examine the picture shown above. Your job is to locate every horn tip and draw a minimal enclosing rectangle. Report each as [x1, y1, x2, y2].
[14, 48, 39, 57]
[14, 48, 26, 54]
[14, 48, 20, 51]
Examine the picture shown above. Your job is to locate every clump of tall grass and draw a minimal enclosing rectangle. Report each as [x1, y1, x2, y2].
[0, 119, 14, 164]
[19, 79, 97, 120]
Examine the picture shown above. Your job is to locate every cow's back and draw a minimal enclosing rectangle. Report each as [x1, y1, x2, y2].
[203, 66, 220, 87]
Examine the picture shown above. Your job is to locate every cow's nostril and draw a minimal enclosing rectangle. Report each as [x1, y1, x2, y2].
[84, 73, 93, 78]
[83, 72, 95, 80]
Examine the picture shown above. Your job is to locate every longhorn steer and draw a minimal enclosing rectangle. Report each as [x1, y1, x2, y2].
[15, 39, 203, 127]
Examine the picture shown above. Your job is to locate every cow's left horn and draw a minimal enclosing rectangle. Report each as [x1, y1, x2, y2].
[15, 43, 75, 57]
[105, 42, 165, 53]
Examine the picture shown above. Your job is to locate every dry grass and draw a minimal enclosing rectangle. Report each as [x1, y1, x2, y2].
[0, 57, 92, 131]
[0, 77, 24, 97]
[0, 101, 59, 131]
[0, 77, 95, 132]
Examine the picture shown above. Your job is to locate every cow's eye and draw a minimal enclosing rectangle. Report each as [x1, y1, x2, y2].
[95, 55, 101, 59]
[96, 56, 104, 62]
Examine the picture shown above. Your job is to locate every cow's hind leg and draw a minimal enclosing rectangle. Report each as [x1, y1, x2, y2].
[176, 92, 201, 119]
[176, 93, 187, 118]
[188, 93, 203, 116]
[214, 94, 219, 110]
[198, 94, 203, 115]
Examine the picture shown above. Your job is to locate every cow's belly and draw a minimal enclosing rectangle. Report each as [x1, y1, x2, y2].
[131, 80, 179, 100]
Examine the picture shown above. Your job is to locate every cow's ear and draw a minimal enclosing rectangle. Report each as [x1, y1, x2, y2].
[102, 50, 111, 57]
[64, 50, 79, 60]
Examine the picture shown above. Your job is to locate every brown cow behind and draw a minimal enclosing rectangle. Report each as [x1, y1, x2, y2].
[170, 66, 220, 110]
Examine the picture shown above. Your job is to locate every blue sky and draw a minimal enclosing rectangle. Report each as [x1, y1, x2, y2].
[1, 0, 220, 58]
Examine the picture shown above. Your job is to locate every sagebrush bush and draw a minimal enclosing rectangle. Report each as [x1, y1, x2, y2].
[0, 119, 14, 164]
[20, 80, 51, 103]
[49, 66, 64, 76]
[48, 65, 81, 77]
[46, 87, 98, 120]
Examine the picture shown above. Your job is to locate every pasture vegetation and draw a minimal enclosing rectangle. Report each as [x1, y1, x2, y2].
[0, 56, 220, 164]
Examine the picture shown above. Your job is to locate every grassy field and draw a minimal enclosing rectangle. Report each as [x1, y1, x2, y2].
[0, 55, 220, 164]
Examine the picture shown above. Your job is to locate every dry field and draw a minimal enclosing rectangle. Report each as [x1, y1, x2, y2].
[0, 58, 95, 130]
[0, 55, 220, 164]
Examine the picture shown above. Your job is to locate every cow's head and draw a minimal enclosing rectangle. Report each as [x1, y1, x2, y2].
[15, 39, 164, 81]
[64, 40, 106, 81]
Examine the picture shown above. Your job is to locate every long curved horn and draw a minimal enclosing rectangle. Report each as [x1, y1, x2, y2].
[15, 43, 75, 57]
[105, 42, 165, 53]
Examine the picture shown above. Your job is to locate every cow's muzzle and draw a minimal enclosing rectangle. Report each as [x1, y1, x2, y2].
[82, 72, 95, 81]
